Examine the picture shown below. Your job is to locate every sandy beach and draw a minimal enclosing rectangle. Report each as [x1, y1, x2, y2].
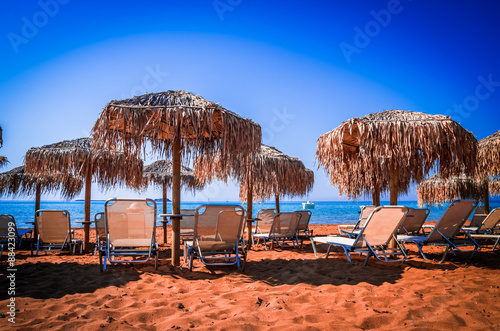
[1, 224, 500, 330]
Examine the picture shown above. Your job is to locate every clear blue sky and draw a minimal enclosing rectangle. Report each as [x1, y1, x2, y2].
[1, 0, 499, 202]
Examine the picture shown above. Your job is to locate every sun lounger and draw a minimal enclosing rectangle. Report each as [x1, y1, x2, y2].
[398, 208, 430, 235]
[462, 208, 500, 234]
[186, 204, 246, 271]
[34, 210, 74, 255]
[0, 214, 33, 252]
[253, 212, 302, 249]
[462, 208, 500, 251]
[468, 206, 486, 227]
[94, 212, 106, 255]
[296, 210, 313, 237]
[397, 200, 479, 262]
[180, 209, 196, 241]
[338, 205, 376, 238]
[100, 199, 158, 272]
[311, 206, 409, 266]
[252, 208, 276, 245]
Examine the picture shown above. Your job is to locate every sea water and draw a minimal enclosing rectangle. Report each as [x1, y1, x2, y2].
[1, 199, 499, 229]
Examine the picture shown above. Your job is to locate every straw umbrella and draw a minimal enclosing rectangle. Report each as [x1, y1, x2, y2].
[477, 130, 500, 212]
[0, 125, 7, 168]
[417, 173, 485, 206]
[0, 165, 83, 207]
[25, 137, 144, 252]
[143, 159, 203, 244]
[316, 110, 478, 205]
[92, 90, 261, 265]
[195, 145, 313, 247]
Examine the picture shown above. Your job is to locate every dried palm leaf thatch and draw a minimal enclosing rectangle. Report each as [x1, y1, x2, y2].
[195, 145, 313, 202]
[24, 137, 144, 189]
[0, 166, 83, 199]
[489, 179, 500, 196]
[0, 156, 8, 168]
[477, 130, 500, 179]
[316, 110, 478, 201]
[91, 90, 261, 162]
[143, 159, 203, 192]
[417, 173, 485, 206]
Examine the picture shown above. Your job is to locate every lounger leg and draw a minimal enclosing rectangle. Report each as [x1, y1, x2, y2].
[325, 245, 333, 259]
[439, 246, 450, 263]
[311, 238, 319, 257]
[415, 243, 428, 260]
[343, 247, 352, 263]
[363, 252, 372, 267]
[493, 237, 500, 251]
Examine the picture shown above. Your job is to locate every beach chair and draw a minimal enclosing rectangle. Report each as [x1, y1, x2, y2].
[34, 210, 74, 255]
[462, 208, 500, 251]
[296, 210, 313, 237]
[338, 205, 376, 238]
[398, 208, 430, 235]
[187, 204, 246, 271]
[180, 209, 196, 241]
[0, 214, 33, 252]
[462, 208, 500, 234]
[397, 200, 479, 262]
[468, 206, 486, 228]
[94, 212, 106, 255]
[252, 212, 302, 250]
[100, 199, 158, 272]
[252, 208, 276, 245]
[311, 206, 409, 266]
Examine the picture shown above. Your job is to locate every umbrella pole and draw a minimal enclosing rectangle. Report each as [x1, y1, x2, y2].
[34, 183, 41, 241]
[83, 166, 92, 253]
[246, 179, 253, 249]
[275, 190, 280, 214]
[372, 186, 380, 207]
[162, 181, 168, 244]
[389, 163, 398, 205]
[483, 178, 490, 213]
[171, 136, 181, 266]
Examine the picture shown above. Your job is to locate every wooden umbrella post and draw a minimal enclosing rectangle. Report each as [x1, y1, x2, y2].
[275, 190, 280, 214]
[171, 136, 181, 266]
[83, 166, 92, 253]
[389, 163, 398, 206]
[162, 181, 168, 244]
[483, 178, 490, 213]
[372, 186, 380, 207]
[34, 183, 41, 241]
[246, 179, 253, 249]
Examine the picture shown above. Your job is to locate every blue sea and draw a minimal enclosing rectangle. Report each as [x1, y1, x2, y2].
[1, 199, 499, 229]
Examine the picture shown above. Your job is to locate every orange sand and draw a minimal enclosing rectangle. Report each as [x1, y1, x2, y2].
[1, 224, 500, 330]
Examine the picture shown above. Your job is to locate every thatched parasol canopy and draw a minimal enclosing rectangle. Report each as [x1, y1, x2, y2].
[25, 137, 143, 189]
[316, 110, 478, 205]
[24, 137, 144, 252]
[143, 159, 200, 190]
[417, 173, 485, 206]
[195, 144, 313, 213]
[0, 125, 7, 168]
[91, 90, 261, 161]
[477, 130, 500, 179]
[92, 90, 261, 265]
[0, 165, 83, 199]
[490, 180, 500, 196]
